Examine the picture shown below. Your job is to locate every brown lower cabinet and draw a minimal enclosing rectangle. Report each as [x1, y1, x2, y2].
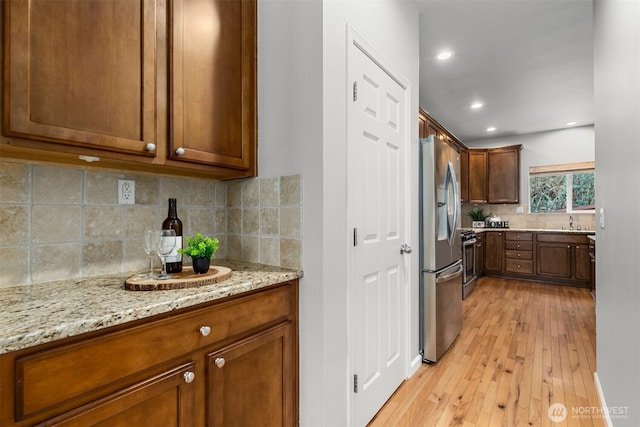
[0, 280, 298, 427]
[480, 230, 592, 288]
[536, 233, 591, 286]
[484, 231, 504, 274]
[504, 232, 535, 276]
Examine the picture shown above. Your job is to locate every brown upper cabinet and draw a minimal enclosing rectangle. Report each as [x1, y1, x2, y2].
[169, 0, 256, 172]
[468, 145, 521, 204]
[3, 0, 158, 156]
[487, 145, 521, 203]
[468, 149, 488, 203]
[2, 0, 257, 180]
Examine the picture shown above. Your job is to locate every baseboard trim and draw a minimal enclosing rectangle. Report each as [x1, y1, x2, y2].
[594, 372, 613, 427]
[408, 354, 422, 377]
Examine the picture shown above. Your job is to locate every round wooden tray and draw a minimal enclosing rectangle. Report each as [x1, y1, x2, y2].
[125, 266, 232, 291]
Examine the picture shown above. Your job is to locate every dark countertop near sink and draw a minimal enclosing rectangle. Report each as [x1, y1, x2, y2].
[0, 260, 302, 355]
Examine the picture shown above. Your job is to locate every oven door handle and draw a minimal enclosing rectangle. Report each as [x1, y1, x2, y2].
[463, 238, 477, 246]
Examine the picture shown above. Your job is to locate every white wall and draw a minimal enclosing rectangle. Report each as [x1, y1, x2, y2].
[593, 1, 640, 425]
[258, 1, 420, 425]
[465, 125, 595, 207]
[258, 1, 325, 425]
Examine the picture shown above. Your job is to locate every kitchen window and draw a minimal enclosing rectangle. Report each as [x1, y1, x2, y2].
[529, 162, 595, 213]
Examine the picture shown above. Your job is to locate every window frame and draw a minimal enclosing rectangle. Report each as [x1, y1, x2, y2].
[529, 161, 595, 214]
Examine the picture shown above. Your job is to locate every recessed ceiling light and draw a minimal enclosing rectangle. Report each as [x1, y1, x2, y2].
[565, 121, 577, 126]
[436, 51, 453, 61]
[471, 102, 483, 109]
[486, 127, 496, 132]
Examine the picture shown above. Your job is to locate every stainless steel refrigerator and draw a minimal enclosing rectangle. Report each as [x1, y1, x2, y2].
[419, 135, 463, 363]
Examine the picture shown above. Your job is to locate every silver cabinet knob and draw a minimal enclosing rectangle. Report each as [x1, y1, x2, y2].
[200, 326, 211, 336]
[175, 147, 186, 156]
[400, 244, 412, 254]
[183, 371, 195, 383]
[215, 357, 225, 368]
[145, 142, 156, 152]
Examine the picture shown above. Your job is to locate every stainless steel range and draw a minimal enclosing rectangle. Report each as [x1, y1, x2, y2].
[461, 230, 477, 299]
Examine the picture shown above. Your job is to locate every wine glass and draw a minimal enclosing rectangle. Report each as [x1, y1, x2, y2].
[154, 229, 177, 280]
[142, 229, 161, 278]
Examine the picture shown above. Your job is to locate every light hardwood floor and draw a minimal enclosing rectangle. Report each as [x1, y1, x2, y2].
[369, 276, 603, 427]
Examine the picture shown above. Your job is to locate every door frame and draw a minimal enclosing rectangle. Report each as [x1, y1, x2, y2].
[345, 24, 413, 425]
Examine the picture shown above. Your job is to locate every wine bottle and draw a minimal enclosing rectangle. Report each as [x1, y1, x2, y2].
[162, 198, 183, 273]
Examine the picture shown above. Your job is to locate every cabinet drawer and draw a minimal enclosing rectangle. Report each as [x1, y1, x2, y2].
[505, 250, 533, 260]
[505, 232, 533, 241]
[505, 259, 534, 274]
[15, 284, 293, 420]
[505, 241, 533, 251]
[537, 233, 589, 244]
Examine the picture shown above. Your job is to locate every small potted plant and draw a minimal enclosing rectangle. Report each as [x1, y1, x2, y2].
[467, 207, 491, 228]
[177, 232, 220, 274]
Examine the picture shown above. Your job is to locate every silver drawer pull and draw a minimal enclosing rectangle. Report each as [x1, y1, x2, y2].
[145, 142, 156, 152]
[215, 357, 226, 368]
[200, 326, 211, 336]
[176, 147, 186, 156]
[183, 371, 195, 383]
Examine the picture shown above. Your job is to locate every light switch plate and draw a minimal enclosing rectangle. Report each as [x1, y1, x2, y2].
[599, 208, 605, 229]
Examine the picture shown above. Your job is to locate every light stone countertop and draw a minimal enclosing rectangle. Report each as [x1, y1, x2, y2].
[465, 228, 595, 235]
[0, 260, 302, 355]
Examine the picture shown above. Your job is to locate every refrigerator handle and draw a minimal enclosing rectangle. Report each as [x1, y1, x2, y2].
[436, 263, 463, 283]
[447, 161, 460, 246]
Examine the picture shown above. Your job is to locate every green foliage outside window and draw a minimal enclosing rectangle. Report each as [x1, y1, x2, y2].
[572, 172, 596, 210]
[529, 170, 594, 213]
[530, 175, 567, 213]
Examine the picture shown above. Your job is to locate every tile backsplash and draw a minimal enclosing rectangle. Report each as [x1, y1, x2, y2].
[461, 203, 596, 230]
[0, 160, 302, 288]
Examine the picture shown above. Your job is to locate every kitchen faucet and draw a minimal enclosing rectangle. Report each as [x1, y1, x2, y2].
[569, 216, 574, 231]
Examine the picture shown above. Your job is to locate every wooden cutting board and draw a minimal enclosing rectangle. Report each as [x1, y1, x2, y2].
[125, 266, 232, 291]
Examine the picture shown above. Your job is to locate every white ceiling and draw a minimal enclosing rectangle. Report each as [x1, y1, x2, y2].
[414, 0, 593, 142]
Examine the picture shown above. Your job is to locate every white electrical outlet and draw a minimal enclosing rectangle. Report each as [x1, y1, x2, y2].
[118, 179, 135, 205]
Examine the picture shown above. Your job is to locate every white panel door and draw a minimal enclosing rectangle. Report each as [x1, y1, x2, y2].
[348, 34, 410, 427]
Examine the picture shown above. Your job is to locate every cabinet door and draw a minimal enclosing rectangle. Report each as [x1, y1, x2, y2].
[208, 323, 293, 427]
[488, 145, 520, 203]
[170, 0, 257, 175]
[468, 150, 488, 203]
[536, 242, 572, 278]
[42, 363, 195, 427]
[574, 244, 591, 282]
[484, 232, 504, 273]
[4, 0, 157, 155]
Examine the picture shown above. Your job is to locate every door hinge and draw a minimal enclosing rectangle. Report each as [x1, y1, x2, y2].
[353, 81, 358, 101]
[353, 227, 358, 247]
[354, 374, 359, 393]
